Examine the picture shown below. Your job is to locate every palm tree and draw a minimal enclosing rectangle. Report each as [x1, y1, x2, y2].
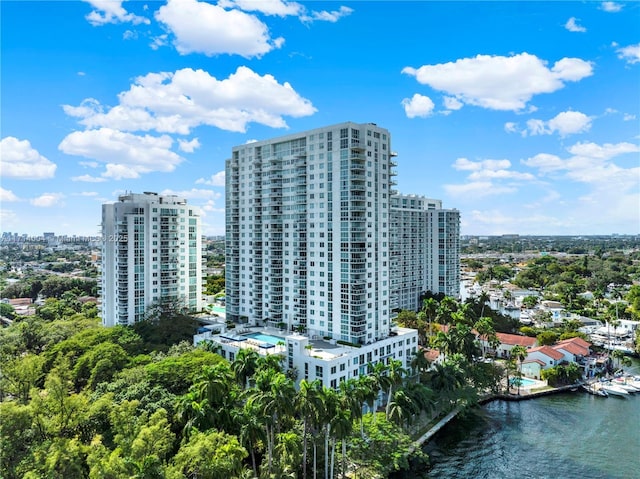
[194, 362, 237, 431]
[387, 389, 418, 429]
[174, 390, 205, 441]
[330, 407, 353, 479]
[367, 361, 390, 419]
[410, 348, 430, 381]
[403, 382, 435, 423]
[257, 352, 284, 373]
[510, 345, 528, 395]
[317, 386, 339, 479]
[248, 370, 295, 474]
[422, 297, 438, 341]
[384, 359, 407, 420]
[457, 302, 477, 326]
[437, 296, 457, 325]
[334, 382, 358, 479]
[477, 290, 490, 317]
[450, 323, 480, 362]
[237, 401, 267, 476]
[232, 348, 259, 389]
[296, 379, 322, 479]
[427, 362, 465, 409]
[432, 330, 455, 361]
[474, 316, 496, 358]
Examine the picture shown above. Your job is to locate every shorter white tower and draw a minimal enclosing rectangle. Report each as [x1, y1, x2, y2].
[391, 194, 460, 311]
[100, 192, 202, 327]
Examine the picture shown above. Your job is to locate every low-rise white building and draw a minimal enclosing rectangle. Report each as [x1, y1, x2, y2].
[195, 325, 418, 389]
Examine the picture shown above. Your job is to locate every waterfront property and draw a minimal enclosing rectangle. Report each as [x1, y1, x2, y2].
[479, 332, 537, 358]
[195, 324, 418, 389]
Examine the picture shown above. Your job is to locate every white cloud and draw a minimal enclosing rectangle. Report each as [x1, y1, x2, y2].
[522, 153, 564, 173]
[155, 0, 283, 58]
[301, 6, 353, 23]
[443, 96, 463, 111]
[71, 174, 107, 183]
[601, 2, 623, 12]
[218, 0, 303, 17]
[504, 122, 518, 133]
[402, 53, 593, 111]
[453, 158, 511, 172]
[507, 111, 592, 137]
[79, 161, 99, 168]
[567, 141, 639, 160]
[623, 113, 636, 121]
[401, 94, 435, 118]
[1, 188, 20, 202]
[525, 111, 592, 137]
[178, 138, 201, 153]
[523, 142, 640, 190]
[616, 43, 640, 64]
[446, 157, 534, 199]
[196, 171, 226, 186]
[74, 191, 99, 197]
[59, 128, 184, 180]
[0, 137, 57, 179]
[63, 67, 316, 134]
[159, 188, 221, 200]
[83, 0, 149, 26]
[547, 111, 592, 136]
[218, 0, 352, 23]
[444, 181, 517, 198]
[30, 193, 65, 208]
[565, 17, 586, 33]
[150, 34, 168, 51]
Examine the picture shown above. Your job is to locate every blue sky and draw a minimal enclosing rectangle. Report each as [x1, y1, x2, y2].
[1, 0, 639, 237]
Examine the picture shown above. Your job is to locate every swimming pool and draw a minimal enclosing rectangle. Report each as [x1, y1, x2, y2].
[510, 377, 538, 387]
[245, 332, 285, 346]
[211, 305, 226, 314]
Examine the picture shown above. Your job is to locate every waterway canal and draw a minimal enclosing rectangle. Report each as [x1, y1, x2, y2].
[421, 360, 640, 479]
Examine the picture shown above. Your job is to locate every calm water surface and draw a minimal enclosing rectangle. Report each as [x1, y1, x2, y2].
[423, 360, 640, 479]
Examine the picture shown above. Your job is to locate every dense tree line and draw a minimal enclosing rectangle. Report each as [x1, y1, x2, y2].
[461, 235, 640, 255]
[1, 288, 514, 478]
[1, 276, 97, 300]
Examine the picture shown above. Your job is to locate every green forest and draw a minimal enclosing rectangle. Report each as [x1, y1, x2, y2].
[1, 286, 524, 479]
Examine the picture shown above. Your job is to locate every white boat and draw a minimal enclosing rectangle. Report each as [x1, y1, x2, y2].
[582, 384, 608, 397]
[613, 378, 640, 392]
[600, 382, 629, 397]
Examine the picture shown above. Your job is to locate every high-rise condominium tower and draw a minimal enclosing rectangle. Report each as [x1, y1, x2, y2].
[226, 122, 396, 344]
[390, 195, 460, 312]
[100, 192, 202, 327]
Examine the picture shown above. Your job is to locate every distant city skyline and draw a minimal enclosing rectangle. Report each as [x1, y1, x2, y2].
[1, 1, 639, 236]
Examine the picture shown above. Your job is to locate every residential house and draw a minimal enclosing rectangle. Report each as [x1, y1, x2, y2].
[552, 337, 591, 364]
[479, 332, 537, 358]
[522, 346, 564, 379]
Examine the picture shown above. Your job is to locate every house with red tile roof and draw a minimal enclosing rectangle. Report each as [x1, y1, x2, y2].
[523, 345, 564, 369]
[477, 332, 537, 359]
[552, 337, 591, 363]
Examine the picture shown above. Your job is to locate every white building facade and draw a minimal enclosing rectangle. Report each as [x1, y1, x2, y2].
[100, 192, 202, 327]
[226, 122, 397, 345]
[390, 194, 460, 312]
